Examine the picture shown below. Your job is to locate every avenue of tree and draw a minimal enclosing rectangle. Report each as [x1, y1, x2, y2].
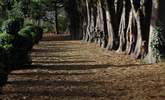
[64, 0, 165, 63]
[0, 0, 165, 64]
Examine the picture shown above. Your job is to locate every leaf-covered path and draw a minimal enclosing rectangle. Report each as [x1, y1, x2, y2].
[1, 37, 165, 100]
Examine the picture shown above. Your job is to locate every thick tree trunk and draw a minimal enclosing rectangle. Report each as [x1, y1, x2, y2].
[64, 0, 82, 40]
[105, 0, 116, 50]
[84, 0, 90, 42]
[117, 0, 130, 53]
[95, 0, 104, 47]
[105, 7, 114, 50]
[100, 0, 109, 48]
[145, 0, 165, 63]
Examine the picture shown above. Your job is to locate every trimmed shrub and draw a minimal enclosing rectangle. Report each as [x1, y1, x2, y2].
[0, 63, 8, 90]
[0, 19, 43, 71]
[0, 33, 15, 46]
[9, 48, 31, 67]
[19, 25, 43, 45]
[24, 23, 34, 27]
[17, 26, 33, 50]
[0, 63, 7, 75]
[1, 18, 24, 35]
[32, 26, 43, 44]
[15, 18, 24, 29]
[0, 33, 31, 67]
[0, 45, 31, 68]
[0, 33, 14, 67]
[0, 44, 14, 70]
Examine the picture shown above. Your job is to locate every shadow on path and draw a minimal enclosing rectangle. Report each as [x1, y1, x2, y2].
[15, 64, 112, 70]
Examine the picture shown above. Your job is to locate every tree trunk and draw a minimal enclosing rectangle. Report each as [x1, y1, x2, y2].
[64, 0, 165, 63]
[55, 4, 59, 34]
[64, 0, 82, 40]
[145, 0, 165, 63]
[117, 0, 130, 53]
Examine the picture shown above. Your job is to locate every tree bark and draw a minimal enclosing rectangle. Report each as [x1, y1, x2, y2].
[145, 0, 165, 63]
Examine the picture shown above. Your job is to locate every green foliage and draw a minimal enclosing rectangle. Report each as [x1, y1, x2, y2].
[1, 18, 23, 35]
[0, 63, 6, 71]
[7, 1, 24, 19]
[42, 22, 54, 32]
[0, 62, 8, 87]
[19, 25, 42, 42]
[24, 22, 34, 27]
[1, 19, 14, 34]
[0, 32, 30, 67]
[58, 15, 68, 32]
[31, 26, 43, 44]
[0, 33, 14, 46]
[0, 46, 30, 68]
[0, 18, 5, 29]
[0, 33, 30, 67]
[9, 48, 31, 67]
[17, 0, 30, 17]
[151, 23, 165, 62]
[30, 1, 45, 20]
[0, 45, 13, 66]
[0, 0, 45, 89]
[17, 26, 33, 50]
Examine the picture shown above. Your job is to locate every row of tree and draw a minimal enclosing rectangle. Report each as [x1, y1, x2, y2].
[64, 0, 165, 63]
[1, 0, 164, 63]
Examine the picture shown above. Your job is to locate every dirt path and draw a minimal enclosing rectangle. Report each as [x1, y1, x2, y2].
[1, 38, 165, 100]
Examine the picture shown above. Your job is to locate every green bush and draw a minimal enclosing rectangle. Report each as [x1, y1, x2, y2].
[0, 43, 14, 69]
[0, 63, 7, 74]
[0, 46, 31, 68]
[19, 25, 43, 44]
[0, 63, 8, 89]
[0, 33, 14, 67]
[1, 18, 24, 35]
[32, 26, 43, 44]
[17, 26, 33, 50]
[0, 33, 31, 67]
[0, 33, 15, 46]
[24, 23, 34, 27]
[15, 18, 24, 29]
[0, 19, 43, 70]
[9, 48, 31, 67]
